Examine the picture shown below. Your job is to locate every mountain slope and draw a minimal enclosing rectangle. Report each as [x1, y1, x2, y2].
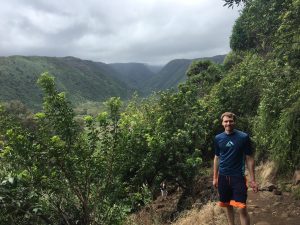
[145, 64, 163, 74]
[0, 54, 226, 110]
[0, 56, 132, 109]
[144, 55, 226, 93]
[109, 62, 156, 91]
[144, 59, 192, 92]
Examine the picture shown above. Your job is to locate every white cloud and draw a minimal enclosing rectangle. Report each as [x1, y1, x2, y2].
[0, 0, 241, 64]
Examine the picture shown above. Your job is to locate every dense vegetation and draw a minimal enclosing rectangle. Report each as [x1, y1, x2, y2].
[0, 55, 225, 110]
[0, 0, 299, 224]
[0, 56, 133, 109]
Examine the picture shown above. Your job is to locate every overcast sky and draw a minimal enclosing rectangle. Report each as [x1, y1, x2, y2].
[0, 0, 241, 65]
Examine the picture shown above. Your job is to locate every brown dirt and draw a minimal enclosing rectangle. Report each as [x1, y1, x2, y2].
[243, 189, 300, 225]
[171, 187, 300, 225]
[126, 187, 184, 225]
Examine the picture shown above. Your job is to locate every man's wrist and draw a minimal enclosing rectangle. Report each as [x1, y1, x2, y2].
[250, 180, 257, 187]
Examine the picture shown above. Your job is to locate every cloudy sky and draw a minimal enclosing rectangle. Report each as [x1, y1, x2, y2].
[0, 0, 241, 65]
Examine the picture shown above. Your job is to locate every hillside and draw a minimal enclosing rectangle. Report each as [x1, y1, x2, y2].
[0, 55, 225, 109]
[109, 62, 156, 94]
[144, 55, 226, 93]
[146, 64, 164, 74]
[0, 56, 132, 109]
[109, 55, 226, 95]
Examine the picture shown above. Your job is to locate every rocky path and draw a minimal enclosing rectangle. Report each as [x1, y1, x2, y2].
[235, 189, 300, 225]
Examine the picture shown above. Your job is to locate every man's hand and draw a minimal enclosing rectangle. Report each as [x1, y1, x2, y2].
[250, 180, 258, 193]
[213, 178, 218, 188]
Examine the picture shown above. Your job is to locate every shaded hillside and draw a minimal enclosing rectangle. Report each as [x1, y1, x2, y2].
[144, 59, 192, 93]
[109, 62, 156, 93]
[144, 55, 226, 93]
[146, 64, 163, 74]
[0, 56, 132, 109]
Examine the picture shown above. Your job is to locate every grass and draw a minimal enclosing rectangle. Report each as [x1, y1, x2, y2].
[172, 201, 227, 225]
[255, 161, 277, 187]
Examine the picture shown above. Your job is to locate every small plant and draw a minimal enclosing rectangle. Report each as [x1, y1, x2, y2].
[292, 186, 300, 200]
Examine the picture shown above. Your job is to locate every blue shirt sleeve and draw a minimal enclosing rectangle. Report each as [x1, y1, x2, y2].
[214, 136, 220, 156]
[244, 135, 253, 155]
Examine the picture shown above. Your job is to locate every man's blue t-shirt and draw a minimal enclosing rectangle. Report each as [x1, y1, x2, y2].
[214, 129, 252, 177]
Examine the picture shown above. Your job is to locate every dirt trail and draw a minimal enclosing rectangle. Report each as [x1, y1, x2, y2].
[127, 160, 300, 225]
[127, 177, 300, 225]
[235, 189, 300, 225]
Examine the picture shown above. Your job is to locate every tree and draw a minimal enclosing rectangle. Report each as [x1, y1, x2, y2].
[275, 0, 300, 68]
[230, 0, 289, 53]
[0, 72, 128, 224]
[116, 89, 203, 194]
[223, 0, 248, 7]
[186, 60, 224, 97]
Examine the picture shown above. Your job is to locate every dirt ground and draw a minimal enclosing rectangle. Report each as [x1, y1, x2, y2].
[127, 187, 300, 225]
[242, 189, 300, 225]
[127, 162, 300, 225]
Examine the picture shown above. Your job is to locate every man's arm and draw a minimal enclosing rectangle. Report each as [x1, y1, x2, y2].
[213, 155, 219, 188]
[246, 155, 258, 192]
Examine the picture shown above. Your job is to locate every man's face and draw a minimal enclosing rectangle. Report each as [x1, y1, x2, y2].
[222, 116, 235, 133]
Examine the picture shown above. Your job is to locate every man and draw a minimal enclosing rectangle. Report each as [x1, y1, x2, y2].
[213, 112, 258, 225]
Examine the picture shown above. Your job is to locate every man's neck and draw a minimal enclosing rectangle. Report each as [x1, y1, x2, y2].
[225, 129, 234, 135]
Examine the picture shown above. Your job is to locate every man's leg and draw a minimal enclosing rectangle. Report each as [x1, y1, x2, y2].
[225, 206, 235, 225]
[231, 176, 249, 225]
[238, 208, 250, 225]
[218, 175, 234, 224]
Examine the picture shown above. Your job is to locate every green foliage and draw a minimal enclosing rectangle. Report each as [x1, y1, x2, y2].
[115, 88, 204, 194]
[230, 14, 257, 51]
[0, 171, 45, 224]
[74, 101, 105, 116]
[273, 98, 300, 171]
[275, 0, 300, 67]
[129, 183, 153, 210]
[210, 54, 265, 118]
[223, 0, 248, 7]
[186, 60, 224, 97]
[223, 51, 246, 71]
[145, 89, 203, 190]
[226, 0, 300, 174]
[0, 73, 128, 224]
[253, 65, 300, 170]
[0, 56, 132, 110]
[230, 0, 289, 53]
[1, 100, 35, 131]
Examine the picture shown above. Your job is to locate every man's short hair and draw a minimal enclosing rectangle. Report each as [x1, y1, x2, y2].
[221, 112, 236, 121]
